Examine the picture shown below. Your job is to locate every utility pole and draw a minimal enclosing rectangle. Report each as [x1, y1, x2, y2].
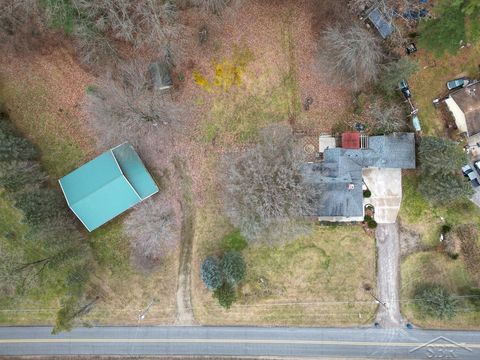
[369, 291, 387, 308]
[138, 298, 158, 321]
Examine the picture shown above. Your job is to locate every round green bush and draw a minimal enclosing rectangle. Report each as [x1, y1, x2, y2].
[367, 219, 377, 229]
[213, 283, 236, 309]
[414, 283, 458, 319]
[222, 251, 246, 286]
[363, 189, 371, 198]
[200, 256, 222, 290]
[222, 229, 248, 251]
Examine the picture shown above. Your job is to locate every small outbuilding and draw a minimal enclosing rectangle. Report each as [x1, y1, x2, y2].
[367, 7, 394, 39]
[59, 143, 158, 232]
[445, 82, 480, 139]
[148, 61, 173, 91]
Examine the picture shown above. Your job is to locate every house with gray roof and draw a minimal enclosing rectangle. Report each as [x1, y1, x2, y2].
[444, 82, 480, 142]
[302, 133, 416, 223]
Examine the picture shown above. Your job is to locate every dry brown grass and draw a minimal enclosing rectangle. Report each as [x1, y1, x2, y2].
[0, 45, 179, 327]
[1, 0, 363, 328]
[0, 47, 95, 177]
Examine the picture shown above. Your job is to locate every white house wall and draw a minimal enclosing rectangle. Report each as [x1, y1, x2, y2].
[445, 97, 468, 134]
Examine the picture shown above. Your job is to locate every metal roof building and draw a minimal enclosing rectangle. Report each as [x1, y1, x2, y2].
[367, 7, 394, 39]
[59, 143, 158, 232]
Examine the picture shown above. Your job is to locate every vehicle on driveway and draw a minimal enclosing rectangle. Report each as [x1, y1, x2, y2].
[399, 80, 411, 99]
[447, 77, 470, 91]
[463, 164, 480, 187]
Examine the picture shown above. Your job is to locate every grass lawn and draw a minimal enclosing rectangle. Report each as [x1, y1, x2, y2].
[408, 43, 480, 136]
[191, 182, 377, 326]
[400, 29, 480, 328]
[401, 251, 480, 329]
[0, 52, 178, 326]
[195, 16, 301, 144]
[399, 173, 480, 329]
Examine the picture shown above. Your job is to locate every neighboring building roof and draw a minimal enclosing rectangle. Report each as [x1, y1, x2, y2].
[302, 133, 415, 219]
[367, 8, 394, 39]
[59, 143, 158, 231]
[449, 82, 480, 137]
[342, 132, 361, 149]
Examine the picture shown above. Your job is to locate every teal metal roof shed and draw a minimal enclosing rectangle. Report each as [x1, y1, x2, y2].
[59, 143, 158, 231]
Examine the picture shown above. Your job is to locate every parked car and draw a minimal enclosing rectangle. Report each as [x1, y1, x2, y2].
[462, 165, 480, 187]
[474, 160, 480, 174]
[399, 80, 411, 99]
[446, 77, 470, 91]
[463, 164, 474, 176]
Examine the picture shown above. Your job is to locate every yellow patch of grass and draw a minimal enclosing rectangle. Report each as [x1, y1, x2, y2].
[195, 24, 300, 144]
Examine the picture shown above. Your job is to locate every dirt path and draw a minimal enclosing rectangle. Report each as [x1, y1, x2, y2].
[375, 223, 404, 328]
[174, 158, 196, 325]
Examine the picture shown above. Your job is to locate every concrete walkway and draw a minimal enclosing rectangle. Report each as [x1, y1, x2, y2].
[375, 223, 403, 328]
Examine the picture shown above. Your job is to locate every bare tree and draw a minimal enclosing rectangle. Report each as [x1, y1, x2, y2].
[0, 0, 40, 35]
[72, 0, 182, 60]
[223, 125, 313, 242]
[124, 197, 179, 271]
[320, 24, 383, 90]
[72, 23, 117, 66]
[85, 59, 183, 152]
[368, 100, 406, 134]
[0, 0, 46, 52]
[190, 0, 235, 13]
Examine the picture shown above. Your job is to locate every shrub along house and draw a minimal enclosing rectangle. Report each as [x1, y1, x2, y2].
[59, 143, 158, 232]
[302, 132, 416, 224]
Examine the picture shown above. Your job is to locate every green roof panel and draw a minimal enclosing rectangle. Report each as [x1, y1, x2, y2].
[59, 151, 122, 206]
[59, 143, 158, 231]
[112, 143, 159, 199]
[70, 176, 140, 231]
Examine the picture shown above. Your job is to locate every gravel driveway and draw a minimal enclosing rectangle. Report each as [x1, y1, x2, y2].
[375, 223, 404, 328]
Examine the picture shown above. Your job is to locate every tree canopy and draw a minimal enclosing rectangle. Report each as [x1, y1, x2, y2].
[418, 137, 472, 204]
[201, 256, 223, 290]
[223, 125, 312, 241]
[414, 283, 458, 319]
[222, 251, 246, 286]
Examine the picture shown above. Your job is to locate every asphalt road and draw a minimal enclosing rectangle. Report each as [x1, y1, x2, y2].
[1, 326, 480, 359]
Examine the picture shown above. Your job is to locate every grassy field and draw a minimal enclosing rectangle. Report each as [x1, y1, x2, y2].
[0, 52, 178, 326]
[401, 251, 480, 329]
[191, 180, 377, 326]
[399, 173, 480, 328]
[195, 15, 301, 144]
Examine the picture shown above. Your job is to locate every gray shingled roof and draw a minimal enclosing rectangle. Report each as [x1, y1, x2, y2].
[301, 133, 415, 218]
[450, 82, 480, 137]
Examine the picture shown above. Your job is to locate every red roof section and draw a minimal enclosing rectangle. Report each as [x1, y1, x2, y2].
[342, 132, 361, 149]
